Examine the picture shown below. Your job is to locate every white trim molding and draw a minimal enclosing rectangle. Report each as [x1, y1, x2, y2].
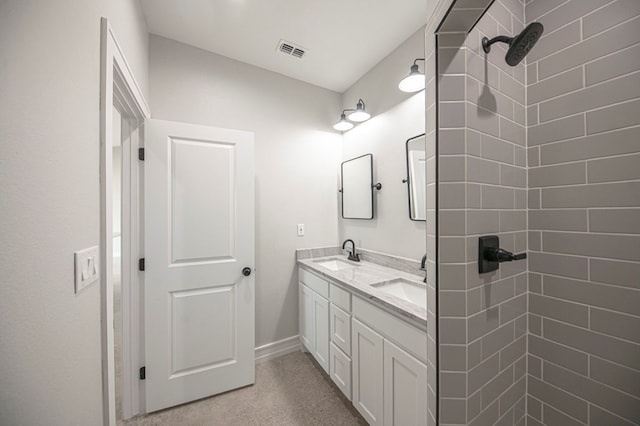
[255, 336, 301, 364]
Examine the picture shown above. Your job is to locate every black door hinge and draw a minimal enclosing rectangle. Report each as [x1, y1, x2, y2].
[139, 366, 146, 380]
[138, 147, 145, 161]
[138, 258, 145, 272]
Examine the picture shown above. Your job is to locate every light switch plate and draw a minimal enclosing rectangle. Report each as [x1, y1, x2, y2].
[75, 246, 100, 293]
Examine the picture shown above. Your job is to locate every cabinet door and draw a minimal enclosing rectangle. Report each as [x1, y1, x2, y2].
[352, 319, 384, 425]
[383, 339, 427, 426]
[330, 342, 352, 401]
[299, 284, 314, 352]
[313, 294, 330, 373]
[330, 303, 351, 356]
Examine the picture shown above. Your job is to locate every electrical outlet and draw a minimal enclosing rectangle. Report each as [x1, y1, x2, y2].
[74, 246, 100, 293]
[297, 224, 305, 236]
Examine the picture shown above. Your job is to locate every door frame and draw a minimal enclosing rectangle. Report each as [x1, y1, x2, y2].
[100, 18, 150, 426]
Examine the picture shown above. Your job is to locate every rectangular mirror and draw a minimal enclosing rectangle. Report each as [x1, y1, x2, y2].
[341, 154, 374, 220]
[405, 134, 426, 221]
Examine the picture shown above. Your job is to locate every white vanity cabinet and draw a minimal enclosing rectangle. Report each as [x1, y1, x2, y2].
[298, 268, 330, 373]
[352, 318, 384, 425]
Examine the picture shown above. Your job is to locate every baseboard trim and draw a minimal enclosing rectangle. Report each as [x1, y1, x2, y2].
[255, 335, 301, 364]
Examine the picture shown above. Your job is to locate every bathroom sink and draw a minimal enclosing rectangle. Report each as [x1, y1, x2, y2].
[313, 258, 359, 271]
[372, 278, 427, 310]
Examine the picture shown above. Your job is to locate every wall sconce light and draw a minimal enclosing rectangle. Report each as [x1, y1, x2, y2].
[398, 58, 425, 93]
[333, 98, 371, 131]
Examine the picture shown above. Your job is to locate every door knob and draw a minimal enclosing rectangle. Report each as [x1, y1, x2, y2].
[478, 236, 526, 273]
[242, 267, 252, 276]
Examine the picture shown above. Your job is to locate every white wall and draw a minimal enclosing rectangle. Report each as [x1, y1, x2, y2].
[0, 1, 148, 424]
[148, 36, 342, 347]
[339, 27, 426, 260]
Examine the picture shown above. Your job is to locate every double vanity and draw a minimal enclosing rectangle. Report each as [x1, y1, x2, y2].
[297, 251, 428, 425]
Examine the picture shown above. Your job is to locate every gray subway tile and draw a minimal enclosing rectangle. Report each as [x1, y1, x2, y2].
[528, 396, 542, 421]
[440, 128, 466, 154]
[467, 101, 500, 137]
[500, 164, 526, 188]
[543, 404, 584, 426]
[591, 307, 640, 344]
[440, 236, 467, 263]
[500, 293, 527, 324]
[586, 98, 640, 135]
[440, 264, 466, 290]
[502, 379, 526, 418]
[525, 0, 563, 21]
[528, 114, 585, 146]
[540, 69, 640, 122]
[468, 306, 500, 342]
[467, 210, 500, 235]
[481, 134, 514, 164]
[467, 129, 482, 157]
[542, 182, 640, 208]
[440, 183, 467, 208]
[480, 365, 514, 410]
[583, 0, 640, 38]
[526, 415, 544, 426]
[530, 292, 589, 328]
[499, 71, 525, 105]
[482, 322, 515, 360]
[440, 344, 467, 372]
[440, 102, 467, 128]
[529, 231, 541, 251]
[500, 334, 526, 369]
[542, 231, 640, 262]
[538, 15, 640, 79]
[528, 188, 540, 209]
[586, 42, 640, 86]
[467, 183, 482, 208]
[468, 156, 500, 184]
[527, 105, 538, 127]
[528, 375, 589, 423]
[482, 185, 515, 209]
[540, 125, 640, 165]
[528, 353, 542, 378]
[440, 8, 485, 32]
[526, 20, 581, 63]
[500, 210, 526, 232]
[440, 75, 466, 101]
[468, 352, 499, 395]
[529, 209, 588, 231]
[514, 188, 526, 209]
[533, 0, 610, 34]
[529, 162, 586, 187]
[440, 290, 467, 317]
[590, 404, 637, 426]
[529, 272, 542, 293]
[527, 62, 538, 85]
[528, 334, 588, 375]
[529, 252, 588, 279]
[440, 397, 467, 424]
[440, 318, 467, 344]
[483, 276, 516, 307]
[544, 362, 640, 424]
[528, 66, 584, 105]
[590, 356, 640, 398]
[440, 210, 466, 236]
[544, 274, 640, 317]
[589, 208, 640, 234]
[544, 318, 640, 370]
[467, 287, 483, 316]
[500, 0, 524, 26]
[500, 117, 525, 146]
[590, 258, 640, 289]
[439, 47, 466, 74]
[467, 50, 499, 91]
[514, 103, 526, 126]
[588, 153, 640, 183]
[468, 400, 499, 426]
[440, 371, 467, 398]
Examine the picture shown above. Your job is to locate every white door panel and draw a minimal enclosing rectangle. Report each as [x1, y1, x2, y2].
[144, 119, 254, 413]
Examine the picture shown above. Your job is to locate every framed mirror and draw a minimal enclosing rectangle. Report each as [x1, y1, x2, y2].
[341, 154, 374, 220]
[405, 134, 426, 221]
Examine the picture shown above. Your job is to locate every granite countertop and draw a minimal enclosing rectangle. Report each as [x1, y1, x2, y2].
[297, 255, 427, 328]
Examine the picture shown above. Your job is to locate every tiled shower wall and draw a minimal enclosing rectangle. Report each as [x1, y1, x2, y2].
[525, 0, 640, 424]
[437, 1, 529, 424]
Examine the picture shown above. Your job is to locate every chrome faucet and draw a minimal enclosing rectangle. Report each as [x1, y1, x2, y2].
[342, 239, 360, 262]
[420, 254, 427, 283]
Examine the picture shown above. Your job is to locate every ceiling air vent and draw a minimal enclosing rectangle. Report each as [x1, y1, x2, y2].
[277, 39, 306, 59]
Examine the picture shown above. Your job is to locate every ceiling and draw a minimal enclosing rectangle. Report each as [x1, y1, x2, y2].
[140, 0, 427, 93]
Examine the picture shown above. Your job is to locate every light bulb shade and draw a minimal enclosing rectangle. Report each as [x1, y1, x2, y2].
[398, 64, 425, 92]
[347, 99, 371, 122]
[333, 113, 354, 131]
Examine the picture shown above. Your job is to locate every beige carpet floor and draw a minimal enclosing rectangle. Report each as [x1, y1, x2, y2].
[119, 351, 367, 426]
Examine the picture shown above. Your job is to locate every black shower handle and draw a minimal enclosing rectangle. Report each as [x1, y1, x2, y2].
[484, 247, 527, 263]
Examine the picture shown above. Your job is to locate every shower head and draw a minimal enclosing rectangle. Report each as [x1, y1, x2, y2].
[482, 22, 544, 66]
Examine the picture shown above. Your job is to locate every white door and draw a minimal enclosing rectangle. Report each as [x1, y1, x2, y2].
[352, 319, 384, 425]
[383, 339, 427, 426]
[144, 119, 254, 413]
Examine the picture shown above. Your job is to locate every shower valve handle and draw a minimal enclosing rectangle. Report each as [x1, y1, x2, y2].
[478, 235, 526, 273]
[483, 247, 527, 263]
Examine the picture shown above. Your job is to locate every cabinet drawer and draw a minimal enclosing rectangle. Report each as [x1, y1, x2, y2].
[329, 342, 352, 401]
[299, 267, 329, 299]
[353, 296, 427, 364]
[330, 283, 351, 312]
[330, 304, 351, 356]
